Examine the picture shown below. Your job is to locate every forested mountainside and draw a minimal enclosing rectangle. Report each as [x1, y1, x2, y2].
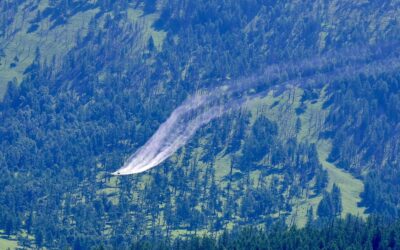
[130, 216, 400, 250]
[1, 0, 400, 249]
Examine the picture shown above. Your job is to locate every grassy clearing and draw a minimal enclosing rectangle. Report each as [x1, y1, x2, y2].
[0, 237, 18, 250]
[288, 194, 322, 227]
[296, 87, 365, 218]
[0, 2, 98, 99]
[0, 230, 18, 250]
[214, 154, 232, 181]
[317, 140, 366, 218]
[246, 86, 366, 225]
[297, 89, 365, 221]
[127, 8, 166, 51]
[0, 2, 168, 99]
[296, 89, 327, 143]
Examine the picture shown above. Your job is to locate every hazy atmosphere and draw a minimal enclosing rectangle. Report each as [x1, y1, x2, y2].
[1, 1, 400, 249]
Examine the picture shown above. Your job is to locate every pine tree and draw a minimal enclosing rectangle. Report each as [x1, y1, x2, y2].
[331, 184, 343, 217]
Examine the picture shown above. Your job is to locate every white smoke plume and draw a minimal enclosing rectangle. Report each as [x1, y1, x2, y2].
[113, 44, 400, 175]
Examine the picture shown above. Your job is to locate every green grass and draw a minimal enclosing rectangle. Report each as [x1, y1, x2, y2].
[288, 194, 322, 227]
[296, 88, 327, 143]
[296, 88, 365, 221]
[0, 1, 168, 100]
[92, 85, 367, 231]
[214, 154, 232, 181]
[0, 3, 99, 99]
[246, 86, 366, 226]
[0, 230, 18, 250]
[0, 229, 37, 249]
[295, 86, 365, 218]
[0, 237, 18, 250]
[127, 8, 166, 51]
[317, 140, 366, 218]
[0, 1, 170, 99]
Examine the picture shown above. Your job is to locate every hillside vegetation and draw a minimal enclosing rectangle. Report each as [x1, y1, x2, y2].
[0, 0, 400, 249]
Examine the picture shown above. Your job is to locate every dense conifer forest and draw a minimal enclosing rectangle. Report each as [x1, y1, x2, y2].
[1, 0, 400, 249]
[129, 216, 400, 250]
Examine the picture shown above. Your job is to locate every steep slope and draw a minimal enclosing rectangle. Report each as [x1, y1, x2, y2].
[0, 0, 165, 98]
[0, 0, 400, 249]
[246, 88, 366, 226]
[0, 0, 98, 97]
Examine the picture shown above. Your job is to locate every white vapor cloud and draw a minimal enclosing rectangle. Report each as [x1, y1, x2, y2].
[113, 44, 400, 175]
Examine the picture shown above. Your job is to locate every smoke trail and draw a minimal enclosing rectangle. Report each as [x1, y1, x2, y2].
[113, 44, 400, 175]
